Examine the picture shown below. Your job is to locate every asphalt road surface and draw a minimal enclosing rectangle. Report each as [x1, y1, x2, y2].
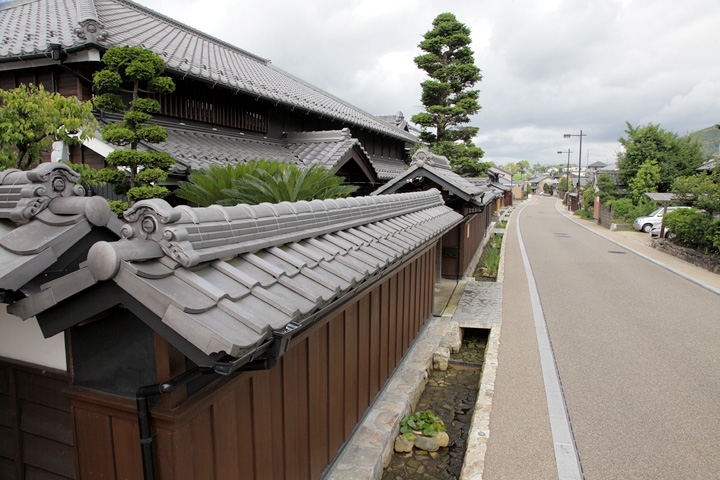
[509, 196, 720, 479]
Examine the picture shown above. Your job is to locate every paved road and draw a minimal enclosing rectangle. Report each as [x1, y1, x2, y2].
[485, 196, 720, 479]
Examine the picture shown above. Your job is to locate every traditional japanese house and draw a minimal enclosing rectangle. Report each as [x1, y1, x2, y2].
[1, 163, 462, 479]
[0, 0, 418, 188]
[372, 149, 497, 278]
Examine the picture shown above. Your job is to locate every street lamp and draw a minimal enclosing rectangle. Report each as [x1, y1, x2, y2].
[563, 130, 586, 192]
[558, 149, 571, 210]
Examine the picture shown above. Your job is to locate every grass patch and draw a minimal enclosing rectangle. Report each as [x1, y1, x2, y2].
[473, 234, 503, 280]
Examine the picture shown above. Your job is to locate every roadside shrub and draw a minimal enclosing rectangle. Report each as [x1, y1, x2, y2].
[663, 209, 720, 255]
[574, 208, 593, 220]
[612, 198, 656, 223]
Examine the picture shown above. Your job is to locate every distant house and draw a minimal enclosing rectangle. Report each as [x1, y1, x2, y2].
[697, 159, 717, 172]
[372, 149, 497, 278]
[0, 0, 418, 189]
[528, 174, 552, 193]
[595, 162, 621, 185]
[488, 166, 513, 184]
[1, 163, 462, 479]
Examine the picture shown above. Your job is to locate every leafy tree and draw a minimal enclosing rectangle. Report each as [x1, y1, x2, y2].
[672, 165, 720, 216]
[411, 13, 485, 176]
[617, 122, 706, 190]
[558, 177, 571, 193]
[595, 174, 617, 205]
[533, 162, 547, 174]
[0, 84, 96, 170]
[503, 162, 519, 176]
[628, 157, 661, 204]
[93, 46, 176, 213]
[517, 160, 530, 175]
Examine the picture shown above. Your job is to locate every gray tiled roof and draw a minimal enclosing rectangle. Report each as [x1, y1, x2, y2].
[286, 129, 370, 170]
[368, 156, 409, 180]
[93, 116, 377, 176]
[151, 124, 300, 172]
[372, 149, 496, 207]
[0, 0, 418, 144]
[0, 163, 121, 292]
[12, 190, 461, 366]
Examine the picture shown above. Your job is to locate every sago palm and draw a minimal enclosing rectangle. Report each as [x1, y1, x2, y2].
[175, 160, 280, 206]
[219, 162, 357, 205]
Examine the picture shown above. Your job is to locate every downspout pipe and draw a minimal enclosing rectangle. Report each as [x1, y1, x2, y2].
[136, 367, 216, 480]
[135, 323, 302, 480]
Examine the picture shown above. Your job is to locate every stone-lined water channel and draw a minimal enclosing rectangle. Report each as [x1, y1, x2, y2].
[382, 329, 488, 480]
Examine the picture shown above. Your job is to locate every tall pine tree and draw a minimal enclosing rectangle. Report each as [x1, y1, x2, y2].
[412, 13, 487, 176]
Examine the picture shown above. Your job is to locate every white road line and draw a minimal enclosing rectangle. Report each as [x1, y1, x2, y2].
[516, 202, 585, 480]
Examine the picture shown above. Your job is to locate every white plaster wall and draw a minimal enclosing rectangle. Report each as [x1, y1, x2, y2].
[0, 305, 67, 371]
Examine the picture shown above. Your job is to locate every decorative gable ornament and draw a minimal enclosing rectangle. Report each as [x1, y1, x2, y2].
[73, 0, 109, 44]
[0, 164, 86, 223]
[412, 148, 451, 170]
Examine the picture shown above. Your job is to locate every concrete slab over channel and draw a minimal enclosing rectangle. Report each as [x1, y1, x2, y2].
[324, 207, 513, 480]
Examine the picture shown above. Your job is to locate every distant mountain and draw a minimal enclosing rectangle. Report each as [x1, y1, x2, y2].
[687, 125, 720, 158]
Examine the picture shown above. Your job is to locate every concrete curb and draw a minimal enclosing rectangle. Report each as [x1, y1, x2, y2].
[458, 204, 516, 480]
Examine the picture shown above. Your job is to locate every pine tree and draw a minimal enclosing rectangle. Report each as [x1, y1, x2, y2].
[93, 46, 176, 214]
[411, 13, 486, 176]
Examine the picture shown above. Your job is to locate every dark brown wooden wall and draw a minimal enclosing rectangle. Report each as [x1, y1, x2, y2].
[66, 246, 436, 480]
[0, 359, 75, 480]
[441, 210, 491, 278]
[460, 211, 490, 276]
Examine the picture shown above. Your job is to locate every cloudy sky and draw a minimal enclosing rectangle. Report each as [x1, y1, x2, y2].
[136, 0, 720, 168]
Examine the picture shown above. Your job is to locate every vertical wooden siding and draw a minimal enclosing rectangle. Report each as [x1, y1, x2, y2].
[460, 212, 489, 277]
[69, 246, 436, 480]
[0, 359, 75, 480]
[153, 81, 269, 133]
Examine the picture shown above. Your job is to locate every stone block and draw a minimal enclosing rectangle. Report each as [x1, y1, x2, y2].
[394, 435, 414, 453]
[413, 435, 440, 452]
[433, 347, 450, 370]
[435, 431, 449, 447]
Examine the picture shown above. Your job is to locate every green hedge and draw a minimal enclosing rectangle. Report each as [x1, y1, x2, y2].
[611, 198, 656, 223]
[663, 209, 720, 255]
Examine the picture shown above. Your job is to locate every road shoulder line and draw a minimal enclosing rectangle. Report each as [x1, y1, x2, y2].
[516, 202, 585, 480]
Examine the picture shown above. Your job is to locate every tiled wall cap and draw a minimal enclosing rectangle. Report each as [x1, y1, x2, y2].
[270, 202, 298, 216]
[88, 240, 164, 281]
[323, 199, 340, 211]
[288, 200, 313, 214]
[307, 199, 328, 211]
[47, 196, 112, 227]
[252, 203, 280, 218]
[121, 199, 182, 240]
[0, 164, 85, 223]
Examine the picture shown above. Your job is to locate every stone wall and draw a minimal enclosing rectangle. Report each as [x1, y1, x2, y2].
[653, 240, 720, 274]
[598, 203, 613, 227]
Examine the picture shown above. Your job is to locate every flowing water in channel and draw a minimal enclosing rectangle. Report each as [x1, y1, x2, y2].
[382, 329, 488, 480]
